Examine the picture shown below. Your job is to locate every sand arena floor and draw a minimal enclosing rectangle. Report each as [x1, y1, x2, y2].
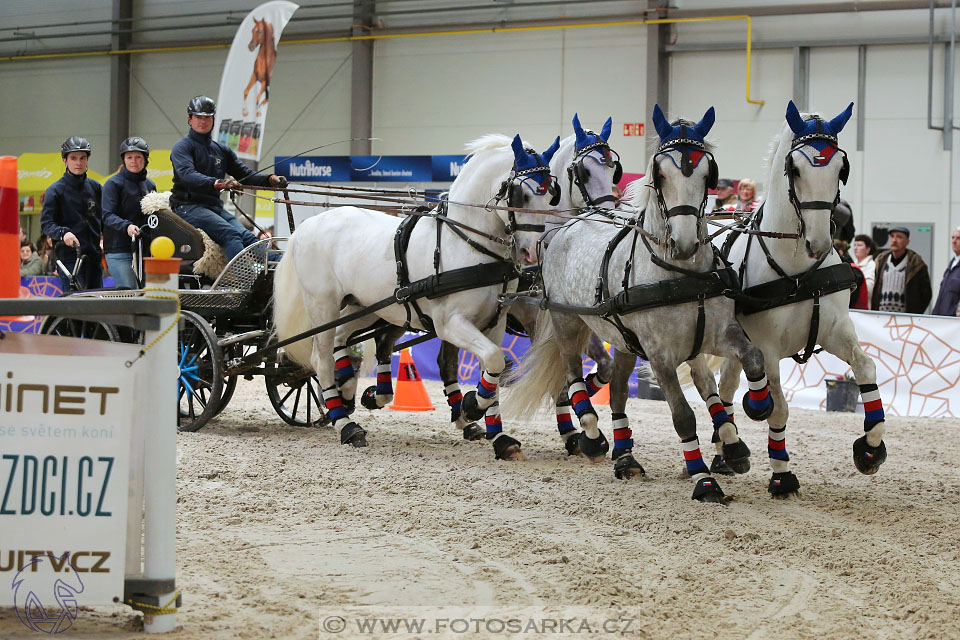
[1, 377, 958, 640]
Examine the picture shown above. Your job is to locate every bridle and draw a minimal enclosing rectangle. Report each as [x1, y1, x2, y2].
[492, 148, 560, 235]
[784, 116, 850, 237]
[566, 138, 623, 208]
[647, 125, 718, 244]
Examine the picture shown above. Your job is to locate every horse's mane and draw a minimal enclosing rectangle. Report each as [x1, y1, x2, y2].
[449, 134, 514, 205]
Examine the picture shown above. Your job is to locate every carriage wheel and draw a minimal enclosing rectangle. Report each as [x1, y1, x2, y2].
[212, 344, 243, 418]
[265, 370, 329, 427]
[41, 316, 120, 342]
[177, 310, 224, 433]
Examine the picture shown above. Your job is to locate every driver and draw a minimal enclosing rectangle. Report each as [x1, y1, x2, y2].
[169, 95, 287, 260]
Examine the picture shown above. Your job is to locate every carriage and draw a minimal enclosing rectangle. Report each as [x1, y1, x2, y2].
[39, 210, 328, 433]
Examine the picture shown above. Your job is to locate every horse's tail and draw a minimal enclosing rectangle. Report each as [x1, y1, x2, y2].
[676, 355, 725, 389]
[504, 311, 589, 421]
[272, 236, 313, 369]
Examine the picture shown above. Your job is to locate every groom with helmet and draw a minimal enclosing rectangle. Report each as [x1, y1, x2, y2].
[169, 95, 287, 260]
[41, 136, 105, 291]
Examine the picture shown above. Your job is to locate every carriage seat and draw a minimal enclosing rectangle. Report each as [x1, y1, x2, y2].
[140, 191, 228, 280]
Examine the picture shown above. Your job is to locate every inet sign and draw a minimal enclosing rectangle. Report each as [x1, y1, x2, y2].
[623, 123, 644, 137]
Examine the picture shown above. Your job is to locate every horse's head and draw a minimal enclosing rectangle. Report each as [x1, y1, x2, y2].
[784, 100, 853, 259]
[649, 104, 718, 260]
[248, 18, 264, 51]
[502, 134, 561, 265]
[562, 114, 621, 210]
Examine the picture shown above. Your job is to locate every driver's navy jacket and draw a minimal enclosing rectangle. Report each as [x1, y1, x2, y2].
[170, 128, 272, 210]
[41, 170, 103, 261]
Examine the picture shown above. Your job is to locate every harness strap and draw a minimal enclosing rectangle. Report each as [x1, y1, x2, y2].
[688, 294, 706, 361]
[736, 262, 856, 315]
[791, 292, 823, 364]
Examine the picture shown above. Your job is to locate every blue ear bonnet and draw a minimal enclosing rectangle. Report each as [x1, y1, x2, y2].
[652, 104, 715, 151]
[785, 100, 853, 142]
[572, 114, 613, 153]
[510, 134, 559, 195]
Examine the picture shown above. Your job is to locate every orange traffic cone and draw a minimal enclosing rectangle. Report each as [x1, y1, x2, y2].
[390, 348, 435, 411]
[592, 380, 610, 406]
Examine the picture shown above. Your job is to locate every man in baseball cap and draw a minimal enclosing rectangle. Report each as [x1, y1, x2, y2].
[711, 178, 737, 212]
[872, 225, 931, 313]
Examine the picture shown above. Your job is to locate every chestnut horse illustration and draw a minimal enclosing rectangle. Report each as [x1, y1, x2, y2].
[243, 17, 276, 118]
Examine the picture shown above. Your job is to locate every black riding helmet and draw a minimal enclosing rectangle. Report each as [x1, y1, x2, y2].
[120, 137, 150, 167]
[61, 136, 92, 158]
[187, 95, 216, 117]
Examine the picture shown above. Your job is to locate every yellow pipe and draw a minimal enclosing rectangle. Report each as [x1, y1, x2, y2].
[0, 15, 763, 105]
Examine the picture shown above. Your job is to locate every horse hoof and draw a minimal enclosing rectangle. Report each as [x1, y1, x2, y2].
[562, 432, 582, 456]
[461, 391, 486, 422]
[741, 390, 774, 421]
[492, 434, 524, 461]
[709, 455, 735, 476]
[691, 477, 726, 503]
[360, 385, 381, 411]
[340, 422, 367, 447]
[614, 454, 646, 480]
[578, 430, 609, 460]
[768, 471, 800, 498]
[462, 423, 485, 441]
[852, 436, 886, 475]
[722, 440, 751, 474]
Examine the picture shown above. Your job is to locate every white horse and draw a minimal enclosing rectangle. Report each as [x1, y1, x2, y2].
[445, 114, 624, 445]
[273, 134, 561, 459]
[508, 106, 775, 502]
[714, 100, 887, 498]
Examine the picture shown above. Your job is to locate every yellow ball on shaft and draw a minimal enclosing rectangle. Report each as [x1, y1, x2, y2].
[150, 236, 175, 260]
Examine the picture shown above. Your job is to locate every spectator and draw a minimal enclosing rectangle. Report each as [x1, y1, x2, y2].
[711, 178, 737, 211]
[852, 233, 877, 305]
[40, 136, 104, 291]
[257, 225, 274, 241]
[611, 185, 623, 207]
[36, 234, 56, 275]
[170, 95, 286, 260]
[835, 239, 867, 309]
[872, 226, 932, 313]
[20, 241, 43, 277]
[102, 137, 155, 288]
[831, 199, 855, 243]
[931, 226, 960, 317]
[735, 178, 760, 213]
[18, 226, 27, 244]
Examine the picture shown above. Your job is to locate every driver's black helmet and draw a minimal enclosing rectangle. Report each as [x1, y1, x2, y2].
[61, 136, 92, 158]
[187, 95, 216, 117]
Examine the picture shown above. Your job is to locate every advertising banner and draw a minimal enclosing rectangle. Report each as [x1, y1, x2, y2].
[215, 1, 299, 162]
[0, 333, 138, 611]
[274, 155, 470, 183]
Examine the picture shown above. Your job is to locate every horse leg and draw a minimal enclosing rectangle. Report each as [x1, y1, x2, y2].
[437, 340, 484, 441]
[359, 325, 406, 411]
[584, 335, 613, 395]
[687, 356, 738, 476]
[303, 300, 366, 447]
[818, 314, 887, 475]
[649, 358, 725, 503]
[754, 348, 799, 498]
[442, 316, 523, 461]
[609, 350, 645, 479]
[255, 84, 267, 118]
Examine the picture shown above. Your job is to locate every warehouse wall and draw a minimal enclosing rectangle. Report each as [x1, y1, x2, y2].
[0, 1, 957, 284]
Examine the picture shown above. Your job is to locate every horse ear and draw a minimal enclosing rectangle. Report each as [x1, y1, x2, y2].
[694, 106, 715, 137]
[511, 135, 526, 164]
[542, 136, 561, 164]
[828, 102, 854, 135]
[652, 104, 672, 140]
[600, 117, 613, 141]
[786, 100, 805, 135]
[572, 113, 587, 150]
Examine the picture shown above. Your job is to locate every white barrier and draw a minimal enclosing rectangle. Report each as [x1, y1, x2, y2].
[0, 286, 179, 633]
[692, 310, 960, 418]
